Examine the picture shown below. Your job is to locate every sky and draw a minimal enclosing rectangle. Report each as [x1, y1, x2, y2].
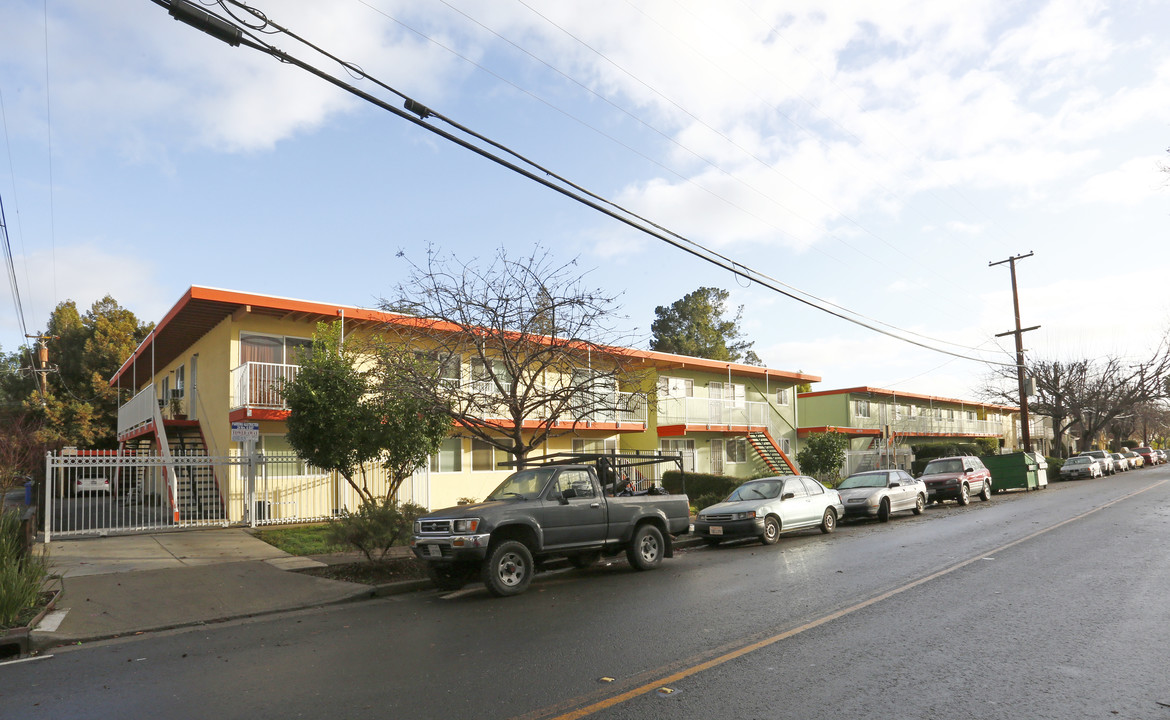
[2, 0, 1168, 402]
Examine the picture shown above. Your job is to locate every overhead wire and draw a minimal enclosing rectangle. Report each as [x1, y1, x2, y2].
[161, 0, 1018, 368]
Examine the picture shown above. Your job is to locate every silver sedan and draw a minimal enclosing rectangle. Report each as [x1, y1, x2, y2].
[693, 476, 844, 546]
[837, 469, 927, 522]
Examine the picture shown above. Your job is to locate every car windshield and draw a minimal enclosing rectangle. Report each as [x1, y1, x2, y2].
[486, 468, 556, 500]
[838, 473, 887, 489]
[923, 459, 962, 474]
[726, 480, 782, 501]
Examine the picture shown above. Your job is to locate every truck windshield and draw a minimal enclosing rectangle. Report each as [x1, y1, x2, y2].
[486, 469, 556, 500]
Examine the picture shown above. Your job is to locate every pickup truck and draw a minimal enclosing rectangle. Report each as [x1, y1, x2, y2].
[410, 454, 691, 597]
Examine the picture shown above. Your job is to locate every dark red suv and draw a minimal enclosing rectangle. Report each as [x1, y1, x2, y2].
[919, 455, 993, 505]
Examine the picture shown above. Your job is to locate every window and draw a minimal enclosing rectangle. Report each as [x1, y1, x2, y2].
[415, 351, 461, 385]
[947, 409, 955, 420]
[657, 376, 694, 398]
[573, 438, 617, 454]
[240, 333, 313, 365]
[471, 358, 512, 393]
[776, 387, 790, 405]
[260, 434, 309, 476]
[471, 439, 509, 472]
[781, 437, 791, 454]
[855, 400, 870, 418]
[550, 469, 596, 500]
[967, 411, 977, 421]
[728, 383, 745, 407]
[160, 376, 170, 402]
[783, 479, 809, 498]
[726, 437, 747, 463]
[800, 478, 825, 495]
[430, 438, 463, 473]
[174, 365, 185, 398]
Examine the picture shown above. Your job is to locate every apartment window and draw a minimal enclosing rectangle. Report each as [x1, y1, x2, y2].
[947, 409, 956, 420]
[240, 333, 312, 365]
[159, 376, 170, 402]
[471, 439, 508, 472]
[776, 387, 790, 405]
[174, 365, 185, 398]
[573, 438, 618, 454]
[470, 358, 512, 393]
[261, 434, 309, 476]
[781, 437, 791, 454]
[967, 411, 977, 421]
[415, 351, 461, 385]
[430, 438, 463, 473]
[726, 437, 747, 463]
[657, 376, 694, 398]
[728, 383, 745, 406]
[855, 399, 870, 418]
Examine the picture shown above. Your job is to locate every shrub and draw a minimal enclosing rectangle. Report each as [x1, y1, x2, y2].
[661, 471, 738, 502]
[327, 499, 427, 563]
[0, 509, 49, 628]
[1045, 456, 1064, 477]
[796, 432, 850, 485]
[690, 492, 726, 515]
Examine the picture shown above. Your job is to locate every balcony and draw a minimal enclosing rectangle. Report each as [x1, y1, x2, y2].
[117, 383, 160, 438]
[657, 397, 779, 432]
[228, 362, 647, 428]
[850, 412, 1003, 437]
[230, 362, 299, 412]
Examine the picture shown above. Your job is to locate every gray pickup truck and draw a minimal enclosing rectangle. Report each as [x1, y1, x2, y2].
[410, 454, 691, 597]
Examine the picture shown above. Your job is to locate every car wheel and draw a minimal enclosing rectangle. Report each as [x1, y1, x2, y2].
[958, 483, 971, 506]
[913, 494, 925, 515]
[482, 540, 534, 597]
[878, 499, 891, 523]
[426, 562, 474, 591]
[568, 551, 602, 569]
[980, 480, 992, 501]
[759, 516, 781, 545]
[627, 524, 664, 571]
[820, 508, 837, 534]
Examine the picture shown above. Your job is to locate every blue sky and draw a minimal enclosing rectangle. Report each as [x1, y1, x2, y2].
[2, 0, 1168, 400]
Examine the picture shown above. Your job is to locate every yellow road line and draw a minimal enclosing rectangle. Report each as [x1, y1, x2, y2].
[526, 477, 1169, 720]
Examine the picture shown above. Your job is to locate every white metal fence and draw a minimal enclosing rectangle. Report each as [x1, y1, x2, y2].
[44, 451, 429, 540]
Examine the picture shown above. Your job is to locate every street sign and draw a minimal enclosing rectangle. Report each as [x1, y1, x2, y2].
[231, 421, 260, 442]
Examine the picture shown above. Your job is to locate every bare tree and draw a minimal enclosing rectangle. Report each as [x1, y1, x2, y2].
[378, 245, 650, 466]
[983, 332, 1170, 456]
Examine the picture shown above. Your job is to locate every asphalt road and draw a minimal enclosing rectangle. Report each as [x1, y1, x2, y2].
[5, 467, 1170, 720]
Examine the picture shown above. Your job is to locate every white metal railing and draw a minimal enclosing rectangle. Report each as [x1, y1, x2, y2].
[118, 383, 158, 437]
[851, 412, 1002, 437]
[230, 362, 300, 411]
[657, 397, 776, 429]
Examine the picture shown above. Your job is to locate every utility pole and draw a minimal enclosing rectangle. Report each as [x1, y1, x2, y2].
[25, 334, 58, 403]
[990, 253, 1040, 452]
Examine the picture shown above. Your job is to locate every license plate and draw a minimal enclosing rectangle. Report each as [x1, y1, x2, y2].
[710, 526, 723, 535]
[426, 544, 442, 558]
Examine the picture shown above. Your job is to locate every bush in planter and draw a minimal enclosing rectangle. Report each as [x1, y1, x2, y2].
[326, 498, 426, 563]
[0, 509, 49, 628]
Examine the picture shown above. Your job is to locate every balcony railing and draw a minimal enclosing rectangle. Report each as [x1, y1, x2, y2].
[227, 362, 647, 427]
[118, 382, 159, 437]
[850, 412, 1003, 437]
[230, 362, 300, 411]
[657, 397, 779, 430]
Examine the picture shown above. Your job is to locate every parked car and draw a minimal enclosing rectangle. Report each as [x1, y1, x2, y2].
[1124, 451, 1144, 469]
[1079, 450, 1116, 475]
[1060, 456, 1102, 480]
[1157, 449, 1168, 464]
[837, 469, 926, 522]
[1134, 447, 1158, 467]
[74, 471, 111, 495]
[694, 476, 843, 546]
[1110, 453, 1130, 472]
[919, 456, 993, 505]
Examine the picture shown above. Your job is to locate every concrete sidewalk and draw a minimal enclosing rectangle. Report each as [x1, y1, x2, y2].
[28, 529, 408, 651]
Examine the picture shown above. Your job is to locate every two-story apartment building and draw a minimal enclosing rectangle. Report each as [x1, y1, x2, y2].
[796, 386, 1021, 474]
[110, 287, 818, 525]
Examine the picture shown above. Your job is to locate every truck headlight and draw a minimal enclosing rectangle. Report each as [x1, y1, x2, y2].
[453, 518, 480, 534]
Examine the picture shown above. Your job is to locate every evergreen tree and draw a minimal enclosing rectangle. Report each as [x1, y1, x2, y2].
[650, 287, 761, 364]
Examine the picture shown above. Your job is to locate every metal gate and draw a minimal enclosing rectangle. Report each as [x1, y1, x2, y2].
[44, 451, 432, 540]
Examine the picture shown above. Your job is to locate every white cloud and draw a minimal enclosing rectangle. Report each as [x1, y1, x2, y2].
[1076, 155, 1167, 206]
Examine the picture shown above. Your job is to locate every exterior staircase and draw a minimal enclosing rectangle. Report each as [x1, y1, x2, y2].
[166, 427, 226, 521]
[747, 430, 798, 475]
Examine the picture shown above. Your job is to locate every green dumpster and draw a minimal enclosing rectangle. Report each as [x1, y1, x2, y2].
[979, 452, 1040, 492]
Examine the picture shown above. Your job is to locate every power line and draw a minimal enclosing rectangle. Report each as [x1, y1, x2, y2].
[158, 0, 1019, 369]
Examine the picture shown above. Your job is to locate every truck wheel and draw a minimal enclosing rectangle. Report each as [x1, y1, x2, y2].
[627, 524, 664, 571]
[483, 540, 534, 597]
[568, 551, 601, 569]
[426, 562, 474, 591]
